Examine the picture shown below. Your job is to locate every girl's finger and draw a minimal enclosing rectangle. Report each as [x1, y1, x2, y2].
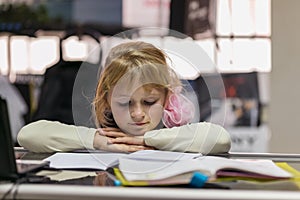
[109, 137, 144, 145]
[98, 129, 127, 137]
[117, 144, 154, 153]
[126, 145, 155, 152]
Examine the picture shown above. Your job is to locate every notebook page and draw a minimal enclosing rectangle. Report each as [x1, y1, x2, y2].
[127, 150, 202, 161]
[44, 152, 127, 170]
[119, 156, 292, 181]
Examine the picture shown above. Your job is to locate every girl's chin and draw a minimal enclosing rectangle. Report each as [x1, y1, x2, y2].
[126, 131, 146, 136]
[124, 128, 148, 136]
[123, 123, 161, 136]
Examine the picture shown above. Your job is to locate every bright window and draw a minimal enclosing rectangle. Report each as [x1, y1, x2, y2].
[62, 35, 100, 64]
[30, 36, 60, 74]
[217, 38, 271, 72]
[0, 36, 9, 75]
[215, 0, 271, 72]
[0, 34, 99, 75]
[216, 0, 270, 36]
[10, 36, 30, 74]
[62, 36, 88, 62]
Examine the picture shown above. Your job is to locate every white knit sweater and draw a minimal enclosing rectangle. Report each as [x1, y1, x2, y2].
[17, 120, 231, 154]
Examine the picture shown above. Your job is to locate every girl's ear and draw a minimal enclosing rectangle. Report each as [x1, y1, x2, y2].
[162, 89, 195, 128]
[163, 89, 172, 108]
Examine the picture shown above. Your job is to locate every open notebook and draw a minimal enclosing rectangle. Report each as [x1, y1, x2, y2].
[118, 155, 293, 183]
[0, 96, 49, 181]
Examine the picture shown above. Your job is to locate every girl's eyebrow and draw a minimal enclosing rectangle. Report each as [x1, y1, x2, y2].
[113, 96, 130, 100]
[144, 94, 160, 98]
[113, 89, 163, 99]
[114, 94, 160, 99]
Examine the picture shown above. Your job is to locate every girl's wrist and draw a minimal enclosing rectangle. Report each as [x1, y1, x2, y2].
[93, 129, 107, 150]
[135, 135, 146, 145]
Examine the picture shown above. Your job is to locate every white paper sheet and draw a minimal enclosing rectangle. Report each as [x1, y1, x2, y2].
[127, 150, 202, 161]
[43, 150, 201, 170]
[44, 152, 127, 170]
[119, 156, 293, 181]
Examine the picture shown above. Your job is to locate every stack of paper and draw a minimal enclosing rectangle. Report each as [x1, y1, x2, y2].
[43, 150, 294, 187]
[44, 152, 127, 170]
[117, 154, 293, 186]
[43, 150, 201, 170]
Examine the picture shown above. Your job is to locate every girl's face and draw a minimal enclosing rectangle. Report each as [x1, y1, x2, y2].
[108, 85, 166, 136]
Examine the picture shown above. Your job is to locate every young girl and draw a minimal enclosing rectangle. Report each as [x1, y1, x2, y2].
[17, 41, 231, 154]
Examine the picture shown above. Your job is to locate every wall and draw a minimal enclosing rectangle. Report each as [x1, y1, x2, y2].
[269, 0, 300, 153]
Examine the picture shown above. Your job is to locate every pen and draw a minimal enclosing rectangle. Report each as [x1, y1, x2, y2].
[105, 171, 122, 186]
[189, 172, 208, 188]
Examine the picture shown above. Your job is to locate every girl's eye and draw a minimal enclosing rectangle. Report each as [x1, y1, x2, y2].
[118, 101, 131, 107]
[144, 100, 158, 106]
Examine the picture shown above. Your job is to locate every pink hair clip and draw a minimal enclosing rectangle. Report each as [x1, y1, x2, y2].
[162, 88, 195, 128]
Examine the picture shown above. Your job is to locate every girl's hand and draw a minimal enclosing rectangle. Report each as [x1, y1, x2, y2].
[93, 127, 154, 153]
[100, 127, 145, 145]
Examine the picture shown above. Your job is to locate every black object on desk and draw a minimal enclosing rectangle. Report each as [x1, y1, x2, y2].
[0, 96, 49, 181]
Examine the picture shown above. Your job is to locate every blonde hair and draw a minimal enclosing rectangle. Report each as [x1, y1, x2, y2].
[93, 41, 181, 127]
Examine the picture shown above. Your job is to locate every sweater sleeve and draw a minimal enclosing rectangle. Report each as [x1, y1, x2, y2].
[17, 120, 96, 153]
[143, 122, 231, 154]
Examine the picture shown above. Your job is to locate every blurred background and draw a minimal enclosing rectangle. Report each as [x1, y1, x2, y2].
[0, 0, 297, 154]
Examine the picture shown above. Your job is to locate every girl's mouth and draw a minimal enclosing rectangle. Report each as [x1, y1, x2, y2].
[131, 122, 149, 126]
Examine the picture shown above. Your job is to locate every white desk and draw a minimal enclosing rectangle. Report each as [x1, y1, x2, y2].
[2, 152, 300, 200]
[227, 152, 300, 162]
[1, 183, 300, 200]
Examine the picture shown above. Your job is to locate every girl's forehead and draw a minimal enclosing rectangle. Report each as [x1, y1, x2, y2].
[111, 84, 165, 98]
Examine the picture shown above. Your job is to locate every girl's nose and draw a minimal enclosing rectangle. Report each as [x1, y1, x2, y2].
[130, 104, 145, 120]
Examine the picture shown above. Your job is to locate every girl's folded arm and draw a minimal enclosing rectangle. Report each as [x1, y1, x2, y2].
[144, 122, 231, 154]
[17, 120, 96, 153]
